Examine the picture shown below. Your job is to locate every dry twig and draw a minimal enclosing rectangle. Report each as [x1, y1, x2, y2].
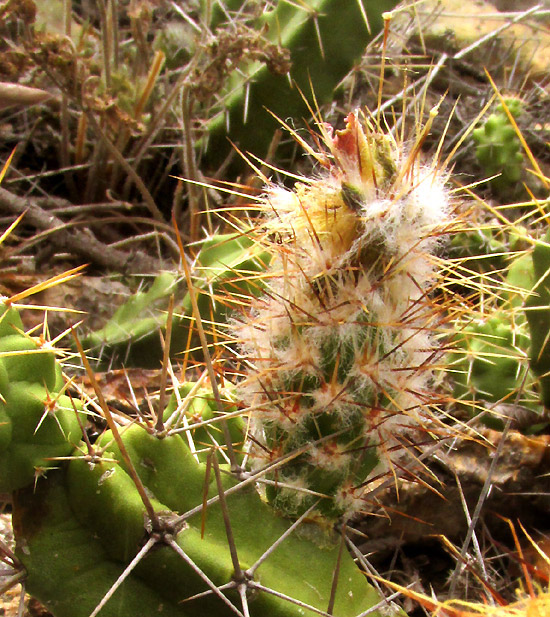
[0, 187, 165, 273]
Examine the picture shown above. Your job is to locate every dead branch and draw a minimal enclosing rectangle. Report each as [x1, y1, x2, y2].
[0, 187, 166, 274]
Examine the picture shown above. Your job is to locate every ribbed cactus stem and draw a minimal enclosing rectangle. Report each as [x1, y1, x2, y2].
[234, 111, 453, 520]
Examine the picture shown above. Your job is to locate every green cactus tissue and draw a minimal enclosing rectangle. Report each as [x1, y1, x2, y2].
[232, 111, 455, 521]
[472, 98, 524, 196]
[0, 299, 85, 493]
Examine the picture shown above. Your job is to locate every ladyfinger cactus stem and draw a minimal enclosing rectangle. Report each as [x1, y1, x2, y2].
[234, 110, 453, 520]
[0, 299, 85, 492]
[525, 228, 550, 408]
[472, 98, 524, 196]
[13, 391, 387, 617]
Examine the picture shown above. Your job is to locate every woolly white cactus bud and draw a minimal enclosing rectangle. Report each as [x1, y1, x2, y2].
[234, 110, 453, 521]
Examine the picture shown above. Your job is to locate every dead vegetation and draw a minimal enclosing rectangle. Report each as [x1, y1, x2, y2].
[1, 1, 550, 617]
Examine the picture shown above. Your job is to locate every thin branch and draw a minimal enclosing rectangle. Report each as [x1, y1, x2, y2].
[448, 419, 513, 596]
[84, 112, 165, 222]
[0, 187, 163, 273]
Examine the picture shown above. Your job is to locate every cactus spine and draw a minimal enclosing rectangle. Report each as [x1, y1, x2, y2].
[234, 111, 453, 520]
[2, 295, 391, 617]
[0, 299, 85, 492]
[206, 0, 399, 163]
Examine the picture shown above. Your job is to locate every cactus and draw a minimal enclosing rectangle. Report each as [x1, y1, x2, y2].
[450, 313, 538, 428]
[472, 98, 524, 196]
[1, 295, 395, 617]
[8, 363, 388, 616]
[82, 234, 270, 368]
[0, 299, 86, 493]
[13, 427, 385, 617]
[205, 0, 399, 163]
[13, 101, 543, 614]
[232, 110, 453, 520]
[525, 228, 550, 409]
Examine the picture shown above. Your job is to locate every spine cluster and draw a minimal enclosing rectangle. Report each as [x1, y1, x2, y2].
[0, 300, 85, 492]
[234, 111, 453, 520]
